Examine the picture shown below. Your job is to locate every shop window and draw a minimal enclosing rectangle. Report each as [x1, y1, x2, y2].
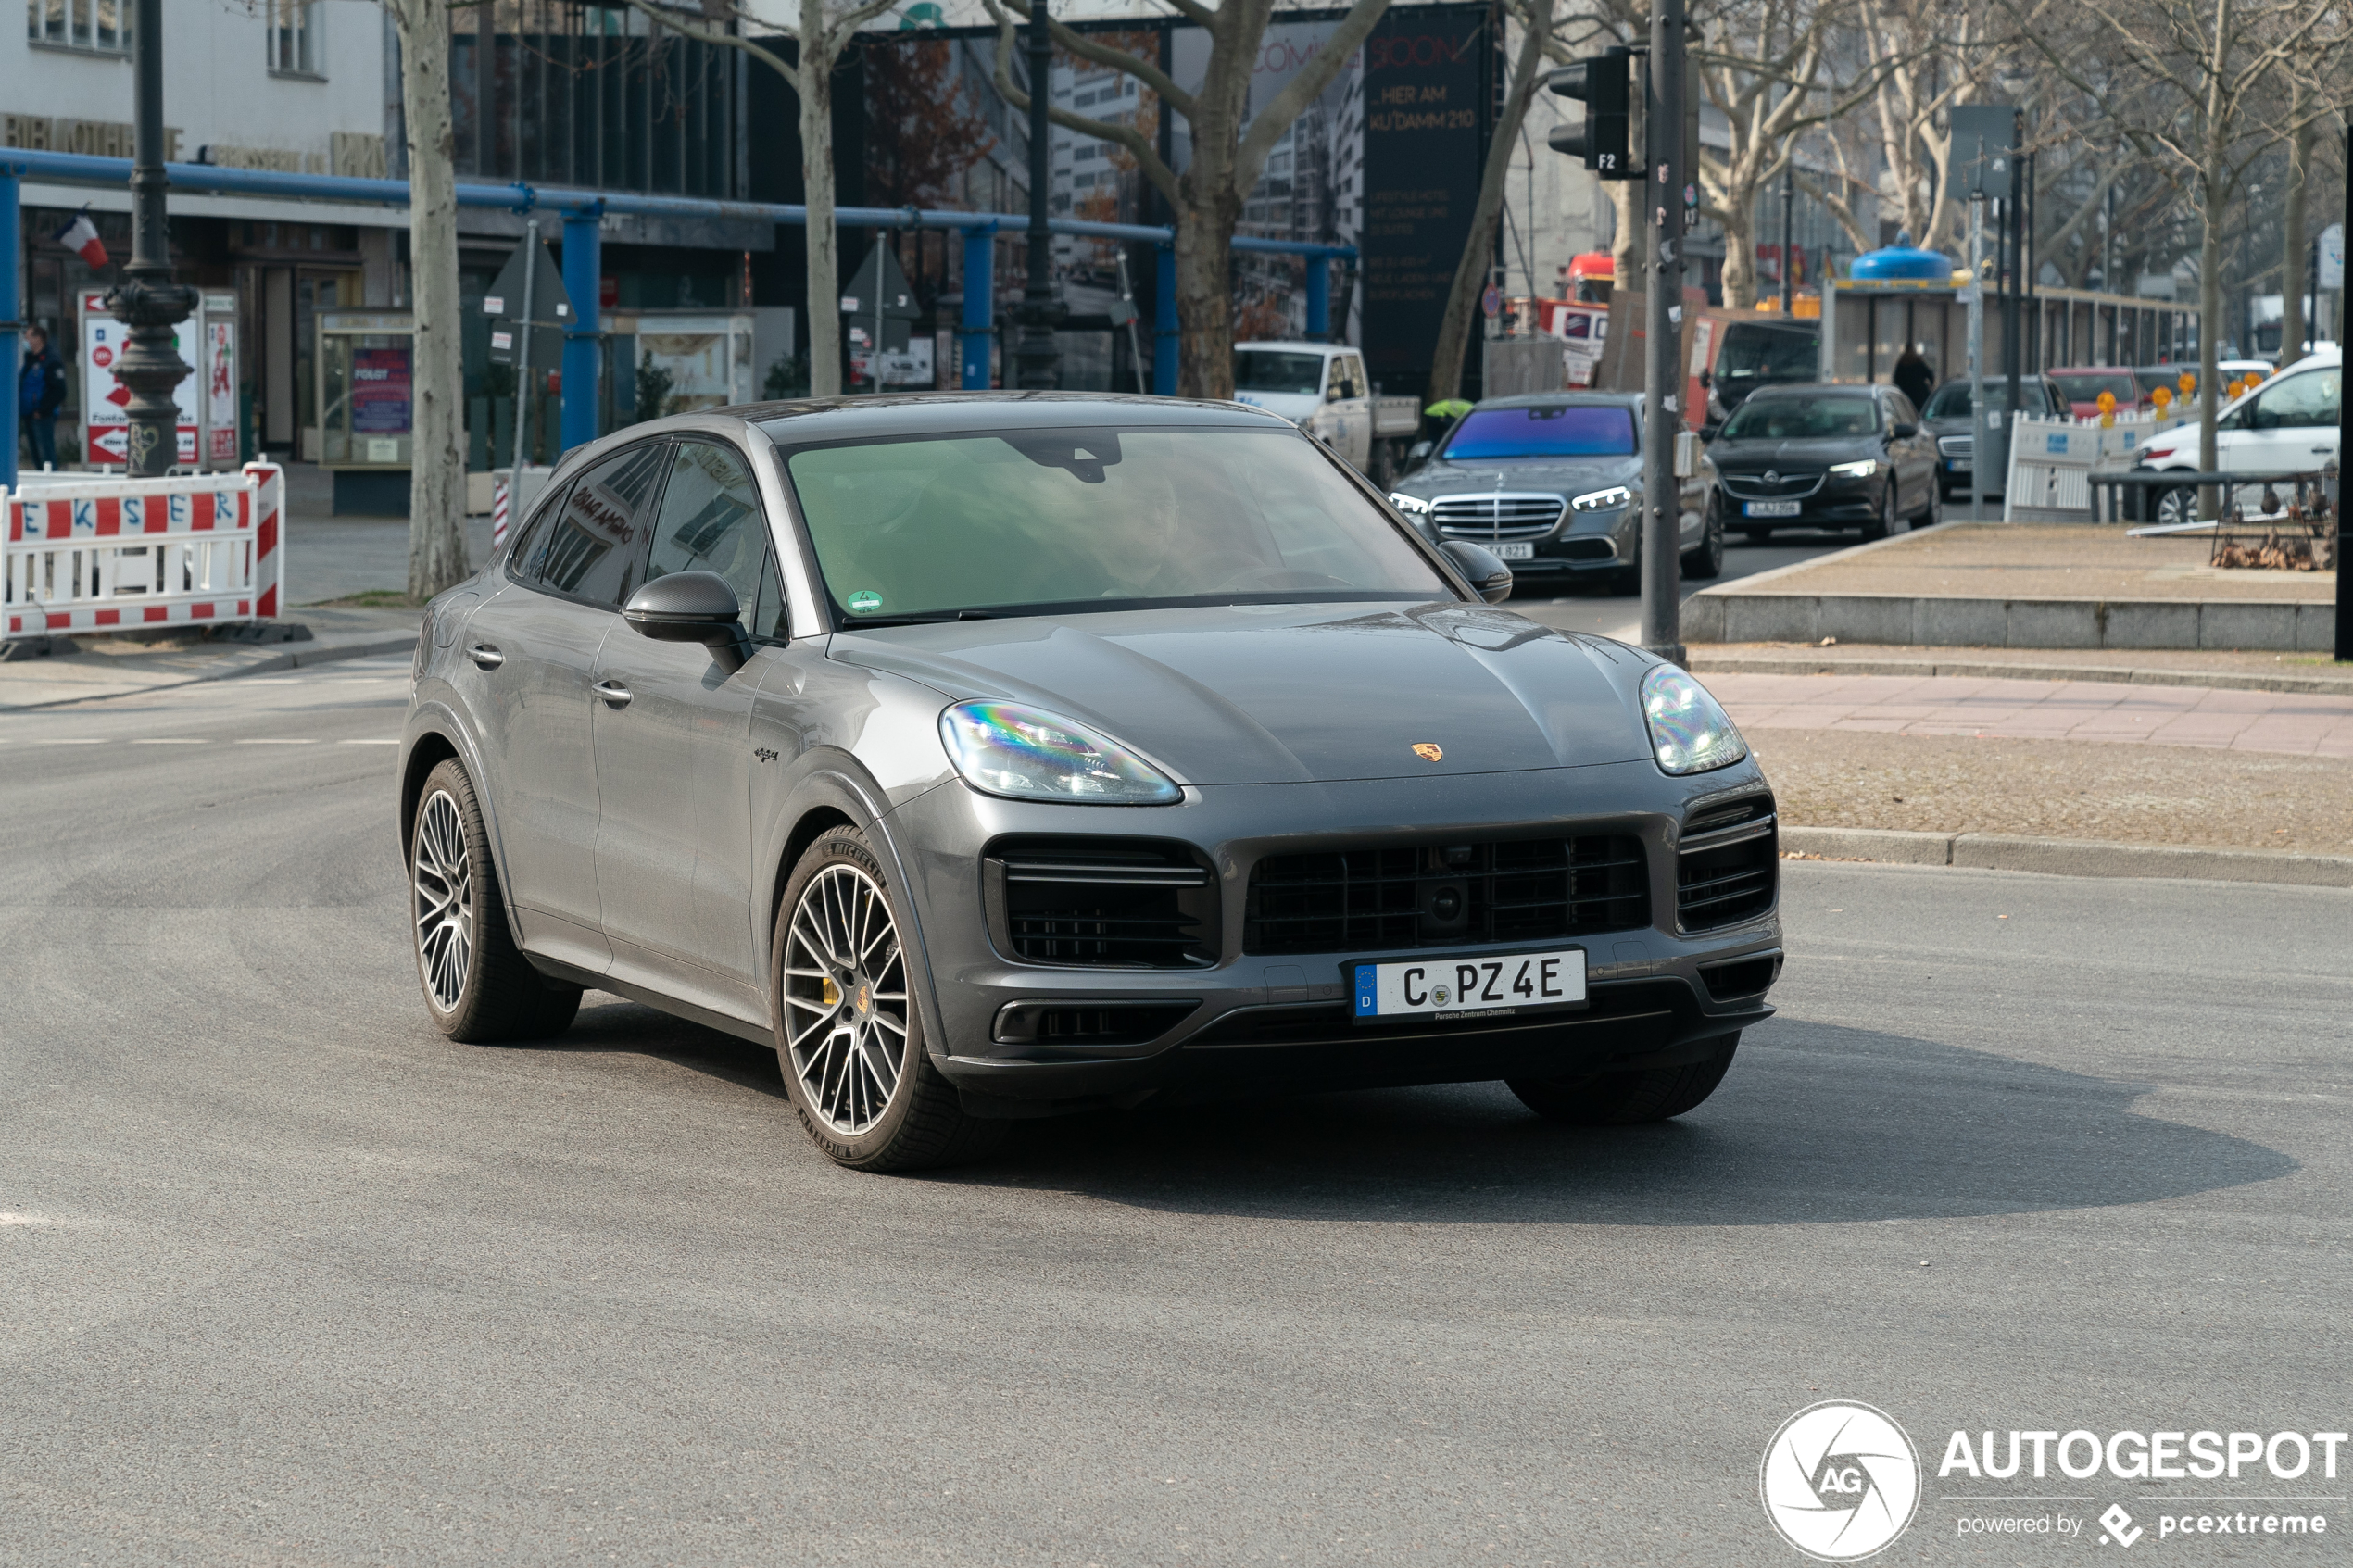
[268, 0, 321, 78]
[27, 0, 130, 53]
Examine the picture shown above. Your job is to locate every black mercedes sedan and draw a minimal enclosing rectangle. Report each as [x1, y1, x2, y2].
[1708, 383, 1941, 541]
[1386, 393, 1723, 592]
[399, 394, 1781, 1173]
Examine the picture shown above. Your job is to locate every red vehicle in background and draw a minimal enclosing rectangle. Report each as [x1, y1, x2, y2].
[2045, 367, 2145, 419]
[1565, 252, 1616, 303]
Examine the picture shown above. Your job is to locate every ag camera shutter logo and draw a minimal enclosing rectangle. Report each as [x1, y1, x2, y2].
[1760, 1400, 1922, 1561]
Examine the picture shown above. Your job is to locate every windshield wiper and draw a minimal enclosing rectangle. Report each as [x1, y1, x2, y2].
[837, 609, 999, 629]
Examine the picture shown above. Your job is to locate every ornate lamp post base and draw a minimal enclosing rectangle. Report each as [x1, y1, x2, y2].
[104, 274, 196, 475]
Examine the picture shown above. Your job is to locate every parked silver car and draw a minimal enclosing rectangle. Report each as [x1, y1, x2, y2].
[400, 395, 1782, 1172]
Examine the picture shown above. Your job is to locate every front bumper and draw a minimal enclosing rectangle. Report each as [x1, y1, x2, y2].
[1428, 507, 1637, 577]
[1720, 475, 1881, 526]
[880, 759, 1783, 1115]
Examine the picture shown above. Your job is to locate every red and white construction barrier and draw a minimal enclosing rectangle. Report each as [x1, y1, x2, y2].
[3, 463, 283, 640]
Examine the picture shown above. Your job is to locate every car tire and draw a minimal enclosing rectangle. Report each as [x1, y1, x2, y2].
[1606, 563, 1642, 596]
[410, 758, 583, 1043]
[771, 825, 1005, 1173]
[2153, 483, 2197, 527]
[1681, 498, 1725, 580]
[1506, 1034, 1741, 1125]
[1738, 525, 1774, 544]
[1915, 481, 1943, 531]
[1861, 484, 1895, 540]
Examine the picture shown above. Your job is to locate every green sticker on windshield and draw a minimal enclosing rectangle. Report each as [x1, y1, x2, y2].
[846, 590, 883, 615]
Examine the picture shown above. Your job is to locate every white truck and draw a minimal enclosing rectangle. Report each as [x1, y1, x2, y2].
[1232, 341, 1425, 481]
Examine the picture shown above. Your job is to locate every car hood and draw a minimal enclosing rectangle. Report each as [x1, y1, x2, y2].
[828, 601, 1655, 785]
[1709, 437, 1880, 470]
[1390, 453, 1642, 501]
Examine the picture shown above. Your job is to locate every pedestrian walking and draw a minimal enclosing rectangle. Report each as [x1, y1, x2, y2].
[1891, 344, 1934, 413]
[19, 325, 66, 472]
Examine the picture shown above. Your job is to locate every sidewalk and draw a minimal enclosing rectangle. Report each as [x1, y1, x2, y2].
[1690, 641, 2353, 696]
[0, 605, 419, 710]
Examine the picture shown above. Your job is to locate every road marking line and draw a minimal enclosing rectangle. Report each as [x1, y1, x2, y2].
[132, 738, 208, 744]
[31, 737, 107, 745]
[338, 738, 401, 745]
[234, 738, 320, 745]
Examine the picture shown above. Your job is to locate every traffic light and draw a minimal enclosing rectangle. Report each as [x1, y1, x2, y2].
[1547, 46, 1633, 179]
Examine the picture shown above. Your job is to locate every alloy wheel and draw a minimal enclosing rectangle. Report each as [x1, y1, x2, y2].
[782, 863, 910, 1135]
[413, 789, 473, 1012]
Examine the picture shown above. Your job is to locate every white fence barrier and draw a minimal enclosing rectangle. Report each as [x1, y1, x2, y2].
[2003, 412, 2188, 521]
[4, 463, 283, 641]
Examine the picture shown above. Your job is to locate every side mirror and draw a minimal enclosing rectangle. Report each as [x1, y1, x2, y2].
[1440, 540, 1514, 605]
[1325, 383, 1345, 403]
[1699, 422, 1721, 442]
[1407, 440, 1433, 461]
[1891, 420, 1919, 439]
[623, 571, 753, 666]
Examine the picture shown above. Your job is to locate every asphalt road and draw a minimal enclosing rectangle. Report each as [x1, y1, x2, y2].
[4, 657, 2348, 1566]
[1513, 528, 1856, 640]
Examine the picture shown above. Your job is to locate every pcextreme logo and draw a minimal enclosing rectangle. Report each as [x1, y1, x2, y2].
[1760, 1401, 1924, 1562]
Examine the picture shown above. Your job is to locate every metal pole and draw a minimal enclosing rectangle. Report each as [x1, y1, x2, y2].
[107, 0, 195, 476]
[2002, 152, 2023, 507]
[1780, 166, 1794, 315]
[1968, 173, 1985, 527]
[510, 220, 538, 488]
[2336, 118, 2349, 663]
[1115, 246, 1146, 394]
[0, 169, 19, 493]
[560, 207, 601, 450]
[961, 226, 995, 388]
[1013, 0, 1063, 389]
[1640, 0, 1686, 662]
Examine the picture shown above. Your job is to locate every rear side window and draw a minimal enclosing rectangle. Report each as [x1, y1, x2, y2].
[501, 478, 573, 576]
[522, 441, 671, 608]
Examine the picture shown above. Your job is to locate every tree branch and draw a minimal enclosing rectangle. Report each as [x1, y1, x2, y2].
[985, 0, 1181, 205]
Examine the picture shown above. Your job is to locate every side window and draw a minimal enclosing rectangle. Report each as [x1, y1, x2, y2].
[2253, 370, 2339, 429]
[531, 441, 671, 608]
[504, 478, 573, 579]
[645, 439, 776, 636]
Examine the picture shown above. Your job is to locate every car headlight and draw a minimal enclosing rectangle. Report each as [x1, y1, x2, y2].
[1571, 484, 1633, 511]
[938, 701, 1182, 805]
[1828, 458, 1879, 479]
[1388, 491, 1432, 515]
[1641, 666, 1748, 775]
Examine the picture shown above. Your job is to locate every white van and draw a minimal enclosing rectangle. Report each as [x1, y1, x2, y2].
[2137, 346, 2340, 521]
[1231, 342, 1423, 478]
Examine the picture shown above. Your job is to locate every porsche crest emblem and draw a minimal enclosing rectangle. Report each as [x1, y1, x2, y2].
[1412, 743, 1443, 762]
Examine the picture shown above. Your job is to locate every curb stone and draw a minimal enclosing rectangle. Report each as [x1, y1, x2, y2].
[1690, 653, 2353, 696]
[1780, 825, 2353, 887]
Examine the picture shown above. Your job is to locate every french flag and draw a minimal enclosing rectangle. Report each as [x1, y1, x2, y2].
[55, 209, 107, 269]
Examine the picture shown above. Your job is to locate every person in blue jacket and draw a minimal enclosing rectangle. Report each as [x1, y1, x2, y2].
[19, 325, 66, 472]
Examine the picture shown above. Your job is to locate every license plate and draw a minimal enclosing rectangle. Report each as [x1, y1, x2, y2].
[1351, 948, 1587, 1023]
[1492, 541, 1536, 560]
[1945, 459, 1971, 473]
[1743, 500, 1802, 518]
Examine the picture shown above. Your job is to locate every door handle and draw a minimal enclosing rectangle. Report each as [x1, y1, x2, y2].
[466, 644, 505, 670]
[593, 679, 633, 708]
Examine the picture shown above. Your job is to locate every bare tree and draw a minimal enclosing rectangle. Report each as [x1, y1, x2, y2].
[1427, 0, 1557, 403]
[2018, 0, 2346, 493]
[624, 0, 900, 399]
[984, 0, 1391, 399]
[383, 0, 469, 599]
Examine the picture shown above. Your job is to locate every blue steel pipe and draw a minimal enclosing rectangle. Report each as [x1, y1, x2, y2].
[960, 226, 996, 390]
[560, 207, 602, 452]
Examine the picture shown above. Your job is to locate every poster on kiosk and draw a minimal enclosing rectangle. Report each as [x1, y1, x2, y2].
[79, 289, 239, 470]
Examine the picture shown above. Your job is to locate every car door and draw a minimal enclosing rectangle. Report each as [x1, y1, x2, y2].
[2227, 368, 2341, 476]
[457, 445, 665, 972]
[1334, 353, 1373, 468]
[590, 436, 778, 1019]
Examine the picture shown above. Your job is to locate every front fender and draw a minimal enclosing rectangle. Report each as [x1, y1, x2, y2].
[398, 698, 529, 951]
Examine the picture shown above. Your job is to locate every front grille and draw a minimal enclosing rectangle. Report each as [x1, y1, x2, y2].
[1431, 492, 1567, 539]
[1244, 836, 1649, 956]
[1938, 434, 1972, 458]
[1719, 470, 1825, 500]
[989, 837, 1216, 968]
[1677, 797, 1777, 931]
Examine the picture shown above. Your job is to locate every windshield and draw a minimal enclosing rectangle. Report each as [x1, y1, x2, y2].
[1234, 350, 1327, 395]
[785, 426, 1450, 621]
[1441, 404, 1637, 459]
[1921, 380, 2039, 419]
[2049, 372, 2139, 406]
[1716, 325, 1819, 380]
[1718, 395, 1881, 440]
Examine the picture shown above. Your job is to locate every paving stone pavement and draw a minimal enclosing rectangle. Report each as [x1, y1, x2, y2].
[1705, 671, 2353, 758]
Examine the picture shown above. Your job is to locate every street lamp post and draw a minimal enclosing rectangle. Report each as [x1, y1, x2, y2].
[106, 0, 195, 477]
[1780, 166, 1794, 315]
[1013, 0, 1063, 390]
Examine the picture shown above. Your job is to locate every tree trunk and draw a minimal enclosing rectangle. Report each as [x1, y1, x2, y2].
[1175, 183, 1239, 399]
[1611, 179, 1642, 305]
[2280, 81, 2312, 364]
[1425, 0, 1552, 405]
[801, 0, 843, 398]
[1718, 176, 1758, 309]
[389, 0, 469, 601]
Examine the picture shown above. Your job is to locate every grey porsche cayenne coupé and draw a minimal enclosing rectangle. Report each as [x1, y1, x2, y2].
[400, 394, 1782, 1172]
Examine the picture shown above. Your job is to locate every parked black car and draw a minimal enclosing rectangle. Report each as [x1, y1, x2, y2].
[1706, 383, 1940, 540]
[1919, 375, 2069, 500]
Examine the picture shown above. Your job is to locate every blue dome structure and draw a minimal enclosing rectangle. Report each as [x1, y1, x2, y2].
[1850, 245, 1954, 282]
